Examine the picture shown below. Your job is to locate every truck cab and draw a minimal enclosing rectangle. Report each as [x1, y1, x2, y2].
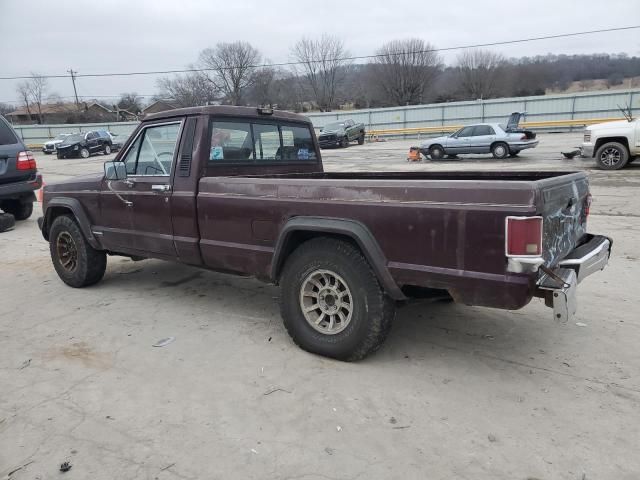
[582, 118, 639, 170]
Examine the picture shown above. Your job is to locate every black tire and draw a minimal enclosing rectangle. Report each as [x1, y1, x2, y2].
[429, 145, 445, 160]
[1, 199, 33, 220]
[357, 133, 365, 145]
[491, 142, 509, 159]
[57, 152, 64, 159]
[340, 136, 349, 148]
[103, 144, 112, 155]
[595, 142, 629, 170]
[49, 215, 107, 288]
[80, 147, 90, 159]
[279, 237, 395, 361]
[0, 213, 15, 233]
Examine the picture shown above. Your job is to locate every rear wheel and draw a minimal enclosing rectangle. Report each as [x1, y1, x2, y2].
[279, 237, 395, 361]
[357, 133, 365, 145]
[80, 147, 90, 159]
[429, 145, 445, 160]
[596, 142, 629, 170]
[1, 199, 33, 220]
[491, 142, 509, 159]
[49, 215, 107, 288]
[340, 136, 349, 148]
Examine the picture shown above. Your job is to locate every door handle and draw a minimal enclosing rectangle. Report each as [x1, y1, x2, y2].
[151, 184, 171, 192]
[123, 179, 136, 188]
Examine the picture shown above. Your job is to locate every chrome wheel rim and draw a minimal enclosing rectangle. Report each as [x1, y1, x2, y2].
[495, 145, 506, 157]
[299, 269, 353, 335]
[81, 149, 89, 158]
[105, 146, 111, 154]
[56, 232, 78, 272]
[600, 147, 621, 167]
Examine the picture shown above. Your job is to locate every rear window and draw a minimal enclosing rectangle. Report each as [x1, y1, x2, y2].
[208, 118, 317, 165]
[0, 118, 19, 145]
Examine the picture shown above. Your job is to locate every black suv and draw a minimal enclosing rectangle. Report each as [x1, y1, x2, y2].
[0, 115, 41, 227]
[56, 130, 113, 159]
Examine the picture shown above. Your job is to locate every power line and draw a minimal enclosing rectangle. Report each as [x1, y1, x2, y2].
[0, 25, 638, 81]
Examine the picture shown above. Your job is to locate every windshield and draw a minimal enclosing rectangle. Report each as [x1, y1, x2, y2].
[62, 134, 85, 143]
[55, 134, 69, 141]
[323, 122, 345, 130]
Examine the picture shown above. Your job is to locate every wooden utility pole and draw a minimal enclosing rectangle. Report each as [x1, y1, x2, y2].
[67, 69, 79, 107]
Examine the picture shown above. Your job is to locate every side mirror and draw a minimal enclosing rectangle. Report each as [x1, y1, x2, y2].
[104, 161, 126, 180]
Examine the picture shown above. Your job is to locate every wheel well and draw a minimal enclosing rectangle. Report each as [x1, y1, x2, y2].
[42, 206, 73, 240]
[490, 141, 508, 150]
[274, 231, 359, 282]
[594, 136, 630, 155]
[429, 144, 444, 152]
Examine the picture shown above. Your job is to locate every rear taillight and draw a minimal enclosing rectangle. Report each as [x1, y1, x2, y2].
[505, 216, 543, 256]
[17, 151, 37, 170]
[520, 134, 527, 140]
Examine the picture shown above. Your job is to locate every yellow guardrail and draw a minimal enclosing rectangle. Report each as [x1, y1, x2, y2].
[366, 117, 626, 138]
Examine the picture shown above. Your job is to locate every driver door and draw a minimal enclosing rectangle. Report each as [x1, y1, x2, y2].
[123, 120, 183, 257]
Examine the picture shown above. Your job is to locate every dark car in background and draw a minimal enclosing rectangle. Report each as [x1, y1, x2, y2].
[0, 115, 41, 224]
[318, 119, 366, 148]
[56, 130, 113, 159]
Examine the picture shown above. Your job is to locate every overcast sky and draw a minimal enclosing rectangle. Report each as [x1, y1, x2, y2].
[1, 0, 638, 106]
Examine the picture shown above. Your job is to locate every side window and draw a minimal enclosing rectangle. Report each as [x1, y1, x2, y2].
[280, 125, 317, 161]
[473, 125, 495, 136]
[253, 123, 280, 161]
[0, 119, 18, 145]
[209, 121, 253, 163]
[123, 123, 181, 176]
[457, 126, 475, 137]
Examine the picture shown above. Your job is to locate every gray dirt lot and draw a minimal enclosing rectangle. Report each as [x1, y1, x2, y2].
[1, 133, 639, 479]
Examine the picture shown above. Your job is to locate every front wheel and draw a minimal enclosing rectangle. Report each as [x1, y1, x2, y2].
[49, 215, 107, 288]
[279, 237, 395, 361]
[357, 133, 365, 145]
[103, 144, 112, 155]
[80, 147, 90, 159]
[340, 136, 349, 148]
[429, 145, 445, 160]
[595, 142, 629, 170]
[491, 142, 509, 159]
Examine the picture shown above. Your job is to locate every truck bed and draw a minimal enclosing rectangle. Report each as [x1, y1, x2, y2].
[196, 171, 589, 310]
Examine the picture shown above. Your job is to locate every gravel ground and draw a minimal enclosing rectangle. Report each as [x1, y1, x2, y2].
[1, 133, 639, 480]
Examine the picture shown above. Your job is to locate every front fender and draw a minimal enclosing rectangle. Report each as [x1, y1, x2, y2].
[42, 197, 101, 249]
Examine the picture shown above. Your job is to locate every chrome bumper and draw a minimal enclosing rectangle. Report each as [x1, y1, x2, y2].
[537, 235, 611, 322]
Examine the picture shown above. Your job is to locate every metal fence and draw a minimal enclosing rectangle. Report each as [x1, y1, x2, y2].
[10, 89, 639, 146]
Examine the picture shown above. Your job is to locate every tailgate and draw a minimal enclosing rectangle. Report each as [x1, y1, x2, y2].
[538, 174, 589, 266]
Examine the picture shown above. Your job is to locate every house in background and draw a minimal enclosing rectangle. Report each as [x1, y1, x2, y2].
[141, 100, 178, 116]
[6, 101, 138, 125]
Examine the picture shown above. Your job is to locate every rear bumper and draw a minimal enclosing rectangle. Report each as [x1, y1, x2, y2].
[536, 234, 611, 322]
[0, 173, 42, 200]
[509, 140, 539, 151]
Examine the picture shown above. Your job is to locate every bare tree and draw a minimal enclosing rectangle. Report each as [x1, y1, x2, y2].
[16, 81, 33, 122]
[0, 102, 14, 116]
[26, 74, 48, 124]
[372, 39, 442, 106]
[157, 71, 218, 107]
[198, 42, 261, 105]
[117, 92, 143, 113]
[247, 67, 277, 106]
[456, 49, 506, 99]
[291, 35, 350, 111]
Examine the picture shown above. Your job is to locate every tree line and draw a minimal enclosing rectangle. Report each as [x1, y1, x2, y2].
[3, 37, 639, 121]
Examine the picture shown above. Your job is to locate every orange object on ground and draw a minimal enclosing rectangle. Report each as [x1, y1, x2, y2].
[407, 147, 422, 162]
[37, 181, 46, 202]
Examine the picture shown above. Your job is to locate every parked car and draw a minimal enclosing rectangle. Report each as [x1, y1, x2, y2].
[0, 115, 41, 221]
[42, 133, 71, 154]
[581, 117, 639, 170]
[318, 119, 365, 148]
[38, 106, 610, 361]
[56, 131, 113, 159]
[103, 131, 126, 152]
[420, 112, 538, 160]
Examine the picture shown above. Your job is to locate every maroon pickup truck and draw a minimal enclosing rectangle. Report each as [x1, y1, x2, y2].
[38, 106, 612, 360]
